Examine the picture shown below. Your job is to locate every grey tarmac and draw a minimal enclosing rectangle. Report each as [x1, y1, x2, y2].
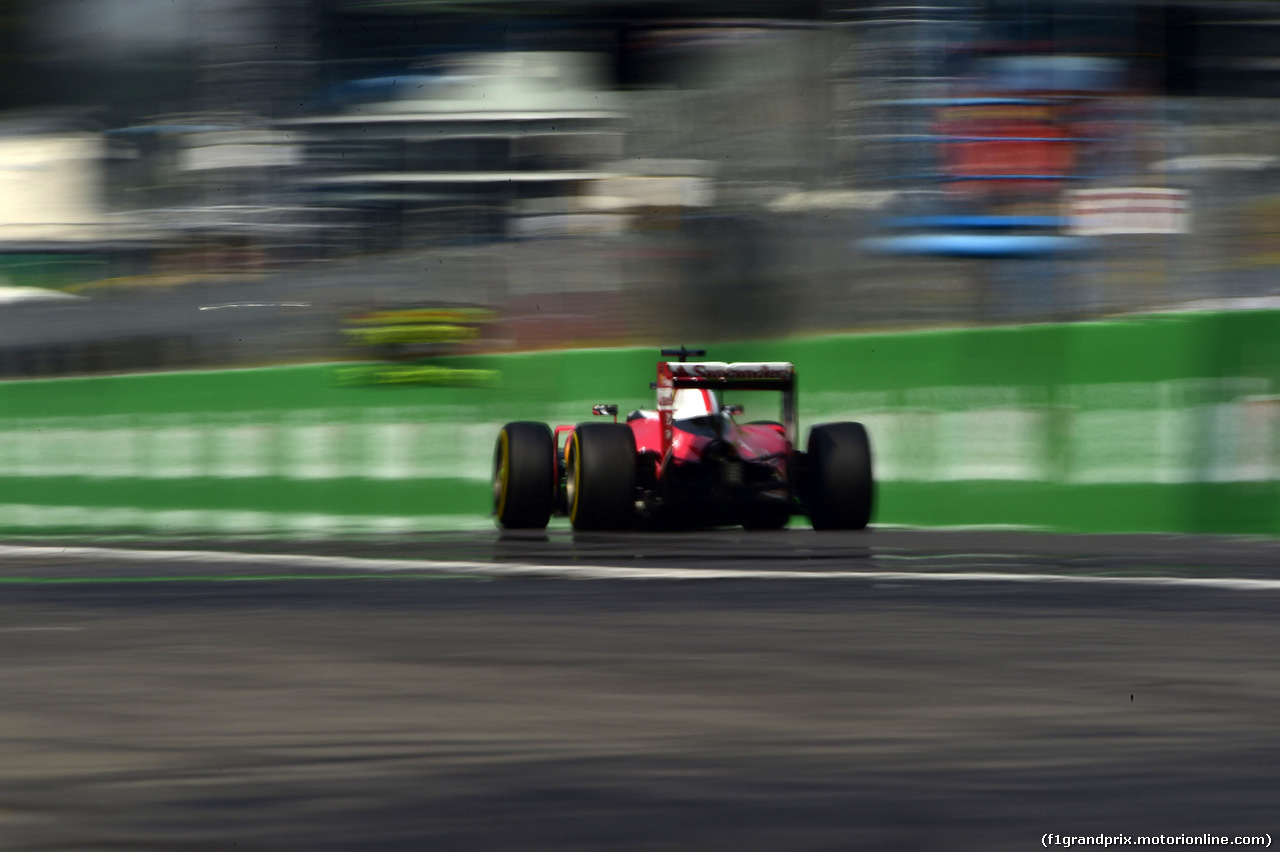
[0, 528, 1277, 851]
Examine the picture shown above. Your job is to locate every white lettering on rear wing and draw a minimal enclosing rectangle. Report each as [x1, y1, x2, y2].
[665, 362, 795, 383]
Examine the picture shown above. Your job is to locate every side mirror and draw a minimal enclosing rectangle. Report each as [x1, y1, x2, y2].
[722, 404, 744, 416]
[592, 404, 619, 422]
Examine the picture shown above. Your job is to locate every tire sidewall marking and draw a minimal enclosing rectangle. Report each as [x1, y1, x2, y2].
[494, 429, 510, 519]
[567, 433, 581, 525]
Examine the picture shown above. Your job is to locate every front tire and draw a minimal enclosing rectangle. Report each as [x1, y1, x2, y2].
[493, 422, 556, 529]
[567, 423, 636, 531]
[804, 422, 874, 531]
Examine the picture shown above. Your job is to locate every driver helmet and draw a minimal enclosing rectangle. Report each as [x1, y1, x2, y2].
[672, 387, 720, 420]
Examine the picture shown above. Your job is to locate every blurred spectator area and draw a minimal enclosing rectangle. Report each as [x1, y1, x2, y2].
[8, 1, 1280, 376]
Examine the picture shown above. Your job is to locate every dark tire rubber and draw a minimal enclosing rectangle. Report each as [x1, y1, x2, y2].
[805, 422, 874, 531]
[567, 422, 637, 531]
[493, 422, 556, 530]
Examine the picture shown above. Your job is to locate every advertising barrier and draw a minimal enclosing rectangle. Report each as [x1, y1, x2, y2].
[2, 310, 1280, 536]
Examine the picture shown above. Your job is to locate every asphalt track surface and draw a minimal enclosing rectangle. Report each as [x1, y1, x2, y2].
[2, 529, 1279, 851]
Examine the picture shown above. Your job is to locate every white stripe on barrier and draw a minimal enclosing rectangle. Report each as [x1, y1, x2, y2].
[2, 379, 1278, 487]
[0, 506, 496, 534]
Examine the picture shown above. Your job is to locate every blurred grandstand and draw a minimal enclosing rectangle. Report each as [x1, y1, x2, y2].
[3, 0, 1280, 375]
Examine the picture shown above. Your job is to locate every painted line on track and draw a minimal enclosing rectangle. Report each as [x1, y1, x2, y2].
[0, 574, 488, 585]
[2, 544, 1280, 592]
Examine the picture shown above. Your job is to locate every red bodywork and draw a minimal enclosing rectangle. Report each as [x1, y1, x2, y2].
[627, 410, 791, 482]
[557, 360, 800, 525]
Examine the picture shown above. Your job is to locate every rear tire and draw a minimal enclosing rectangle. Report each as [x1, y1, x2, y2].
[493, 422, 556, 530]
[804, 422, 874, 531]
[567, 423, 636, 531]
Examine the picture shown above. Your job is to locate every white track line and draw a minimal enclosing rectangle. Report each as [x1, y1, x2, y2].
[1, 544, 1280, 592]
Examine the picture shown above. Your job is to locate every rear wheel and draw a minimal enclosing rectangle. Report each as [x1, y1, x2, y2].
[493, 422, 556, 529]
[804, 422, 874, 531]
[567, 423, 636, 531]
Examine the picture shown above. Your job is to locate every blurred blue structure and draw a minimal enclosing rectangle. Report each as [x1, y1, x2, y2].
[4, 0, 1280, 372]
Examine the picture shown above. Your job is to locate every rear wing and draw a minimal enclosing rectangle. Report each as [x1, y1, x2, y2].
[662, 361, 795, 390]
[656, 361, 798, 454]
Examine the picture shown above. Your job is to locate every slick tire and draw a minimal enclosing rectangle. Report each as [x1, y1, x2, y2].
[567, 422, 636, 532]
[805, 422, 874, 531]
[493, 421, 557, 530]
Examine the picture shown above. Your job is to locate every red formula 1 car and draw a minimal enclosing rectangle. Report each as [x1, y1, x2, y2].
[493, 348, 874, 531]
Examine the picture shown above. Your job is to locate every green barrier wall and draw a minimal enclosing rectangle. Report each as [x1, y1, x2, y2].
[3, 310, 1280, 536]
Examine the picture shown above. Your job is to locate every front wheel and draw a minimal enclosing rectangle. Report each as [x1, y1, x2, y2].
[567, 423, 636, 531]
[804, 422, 874, 531]
[493, 422, 556, 529]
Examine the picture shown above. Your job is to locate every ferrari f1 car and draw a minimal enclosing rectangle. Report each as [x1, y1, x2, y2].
[493, 348, 873, 531]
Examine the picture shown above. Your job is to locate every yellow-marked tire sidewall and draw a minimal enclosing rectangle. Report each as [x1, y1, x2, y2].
[494, 428, 511, 520]
[566, 422, 636, 531]
[493, 421, 555, 530]
[567, 433, 582, 525]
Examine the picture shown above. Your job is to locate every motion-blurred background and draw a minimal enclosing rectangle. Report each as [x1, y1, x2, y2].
[2, 0, 1277, 376]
